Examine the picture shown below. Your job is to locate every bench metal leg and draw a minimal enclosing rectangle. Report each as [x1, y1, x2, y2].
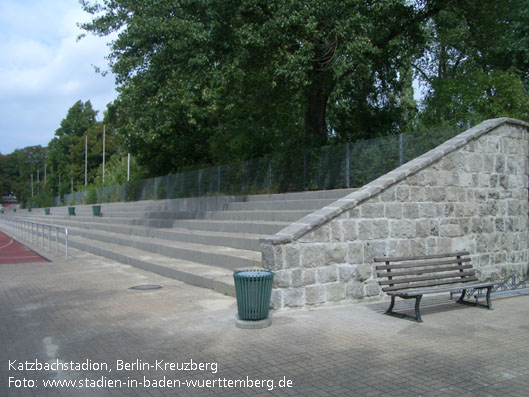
[457, 289, 467, 303]
[486, 286, 493, 310]
[386, 296, 395, 314]
[385, 295, 424, 322]
[457, 287, 493, 310]
[414, 295, 423, 323]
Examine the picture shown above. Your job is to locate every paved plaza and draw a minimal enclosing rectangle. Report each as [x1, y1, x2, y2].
[1, 241, 528, 396]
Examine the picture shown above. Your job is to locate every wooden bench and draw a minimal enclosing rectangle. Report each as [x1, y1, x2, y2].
[374, 251, 496, 322]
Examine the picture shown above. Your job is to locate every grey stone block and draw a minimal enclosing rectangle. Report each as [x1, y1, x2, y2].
[330, 222, 342, 241]
[273, 270, 290, 288]
[337, 264, 355, 282]
[326, 244, 346, 264]
[360, 203, 385, 218]
[354, 264, 373, 282]
[364, 282, 381, 297]
[396, 186, 410, 201]
[390, 220, 415, 238]
[317, 266, 337, 283]
[300, 245, 325, 268]
[347, 242, 364, 264]
[342, 220, 358, 240]
[284, 288, 305, 307]
[440, 223, 462, 238]
[363, 241, 387, 263]
[261, 243, 283, 270]
[270, 288, 283, 309]
[346, 281, 364, 299]
[325, 283, 346, 301]
[305, 285, 325, 305]
[284, 245, 300, 269]
[358, 220, 373, 239]
[290, 269, 304, 288]
[303, 269, 317, 285]
[385, 203, 403, 219]
[372, 220, 389, 239]
[312, 224, 331, 242]
[403, 203, 420, 219]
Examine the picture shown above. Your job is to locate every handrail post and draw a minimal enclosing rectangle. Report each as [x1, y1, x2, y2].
[64, 228, 68, 260]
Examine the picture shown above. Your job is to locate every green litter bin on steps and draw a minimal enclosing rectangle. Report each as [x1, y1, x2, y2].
[233, 269, 274, 327]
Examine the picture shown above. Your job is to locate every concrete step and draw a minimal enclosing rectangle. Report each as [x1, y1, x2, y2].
[27, 215, 288, 235]
[68, 227, 261, 270]
[82, 209, 310, 222]
[68, 234, 236, 296]
[225, 198, 338, 211]
[201, 210, 311, 222]
[21, 217, 264, 251]
[242, 188, 356, 202]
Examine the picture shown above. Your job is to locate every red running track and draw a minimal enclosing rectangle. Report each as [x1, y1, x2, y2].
[0, 231, 49, 264]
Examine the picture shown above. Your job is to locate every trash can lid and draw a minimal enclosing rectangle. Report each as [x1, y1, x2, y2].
[235, 270, 273, 278]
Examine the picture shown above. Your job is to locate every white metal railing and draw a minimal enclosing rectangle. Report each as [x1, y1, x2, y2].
[0, 217, 68, 260]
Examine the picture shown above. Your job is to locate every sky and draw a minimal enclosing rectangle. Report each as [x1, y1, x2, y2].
[0, 0, 117, 155]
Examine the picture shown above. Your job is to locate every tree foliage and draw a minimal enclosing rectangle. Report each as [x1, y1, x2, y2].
[47, 100, 99, 195]
[0, 146, 47, 205]
[414, 0, 529, 126]
[80, 0, 461, 175]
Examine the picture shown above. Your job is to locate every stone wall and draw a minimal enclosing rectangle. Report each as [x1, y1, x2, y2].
[260, 118, 529, 309]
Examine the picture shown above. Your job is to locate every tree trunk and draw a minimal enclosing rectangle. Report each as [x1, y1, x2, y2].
[304, 71, 332, 147]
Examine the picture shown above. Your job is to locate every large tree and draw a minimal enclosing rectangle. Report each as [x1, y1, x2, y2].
[80, 0, 456, 174]
[47, 100, 99, 195]
[1, 146, 48, 204]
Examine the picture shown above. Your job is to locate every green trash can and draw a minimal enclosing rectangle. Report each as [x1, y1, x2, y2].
[45, 208, 50, 215]
[68, 206, 76, 216]
[233, 269, 274, 323]
[92, 205, 101, 216]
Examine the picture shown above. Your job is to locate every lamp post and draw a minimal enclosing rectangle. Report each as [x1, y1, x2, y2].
[85, 135, 88, 186]
[102, 124, 105, 183]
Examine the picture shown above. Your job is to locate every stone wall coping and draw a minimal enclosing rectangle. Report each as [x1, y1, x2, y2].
[260, 118, 529, 246]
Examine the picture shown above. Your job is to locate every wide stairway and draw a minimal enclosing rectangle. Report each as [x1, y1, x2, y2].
[13, 188, 354, 295]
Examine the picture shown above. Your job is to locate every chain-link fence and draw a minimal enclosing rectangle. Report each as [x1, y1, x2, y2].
[56, 126, 463, 205]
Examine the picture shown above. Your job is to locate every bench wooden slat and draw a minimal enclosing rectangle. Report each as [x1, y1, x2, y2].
[378, 270, 475, 286]
[375, 257, 470, 271]
[374, 251, 470, 263]
[382, 276, 479, 292]
[386, 281, 495, 297]
[377, 264, 473, 278]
